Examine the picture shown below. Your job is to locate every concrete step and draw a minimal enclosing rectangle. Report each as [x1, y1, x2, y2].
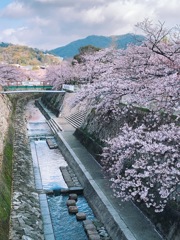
[64, 118, 82, 129]
[51, 118, 62, 132]
[64, 110, 87, 129]
[47, 119, 56, 134]
[65, 117, 83, 125]
[47, 118, 62, 134]
[68, 112, 86, 118]
[66, 115, 85, 122]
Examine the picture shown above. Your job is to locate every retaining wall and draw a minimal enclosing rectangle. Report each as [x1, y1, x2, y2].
[9, 97, 44, 240]
[0, 94, 12, 166]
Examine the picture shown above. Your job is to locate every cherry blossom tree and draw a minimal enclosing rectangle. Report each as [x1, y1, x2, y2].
[69, 20, 180, 212]
[102, 123, 180, 212]
[47, 20, 180, 212]
[72, 41, 179, 115]
[24, 68, 46, 83]
[136, 19, 180, 72]
[100, 21, 179, 212]
[0, 64, 25, 86]
[45, 60, 80, 89]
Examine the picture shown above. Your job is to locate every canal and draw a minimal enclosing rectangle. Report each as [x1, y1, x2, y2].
[25, 100, 95, 240]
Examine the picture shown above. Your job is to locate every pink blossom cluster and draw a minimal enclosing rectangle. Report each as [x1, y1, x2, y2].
[0, 64, 25, 85]
[70, 42, 179, 114]
[102, 123, 180, 212]
[46, 61, 80, 89]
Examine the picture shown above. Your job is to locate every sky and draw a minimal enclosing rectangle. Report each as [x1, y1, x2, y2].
[0, 0, 179, 50]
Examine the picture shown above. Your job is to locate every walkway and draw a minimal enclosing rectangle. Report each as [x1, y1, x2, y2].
[54, 116, 163, 240]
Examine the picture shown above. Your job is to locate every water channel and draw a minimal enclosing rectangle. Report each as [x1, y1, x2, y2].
[25, 100, 95, 240]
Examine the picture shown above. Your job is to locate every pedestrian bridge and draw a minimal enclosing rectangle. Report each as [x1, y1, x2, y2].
[3, 85, 53, 90]
[0, 90, 66, 94]
[0, 85, 66, 94]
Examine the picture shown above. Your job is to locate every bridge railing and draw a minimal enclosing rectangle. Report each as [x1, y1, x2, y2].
[3, 85, 53, 91]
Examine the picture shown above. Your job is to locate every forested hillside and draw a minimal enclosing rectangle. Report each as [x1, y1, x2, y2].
[0, 44, 61, 66]
[49, 33, 145, 58]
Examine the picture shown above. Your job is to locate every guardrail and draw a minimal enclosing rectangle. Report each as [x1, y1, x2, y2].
[3, 85, 53, 91]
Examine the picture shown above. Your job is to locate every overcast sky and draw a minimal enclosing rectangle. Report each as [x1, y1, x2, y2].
[0, 0, 179, 50]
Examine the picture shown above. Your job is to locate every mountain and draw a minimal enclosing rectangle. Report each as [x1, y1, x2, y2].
[49, 33, 145, 58]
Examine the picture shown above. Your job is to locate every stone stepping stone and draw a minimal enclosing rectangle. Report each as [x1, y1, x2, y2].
[68, 206, 78, 214]
[76, 212, 86, 221]
[69, 193, 78, 201]
[66, 199, 76, 206]
[83, 220, 100, 240]
[84, 223, 96, 231]
[46, 138, 58, 149]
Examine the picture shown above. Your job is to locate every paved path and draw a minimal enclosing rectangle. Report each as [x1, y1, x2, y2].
[55, 116, 163, 240]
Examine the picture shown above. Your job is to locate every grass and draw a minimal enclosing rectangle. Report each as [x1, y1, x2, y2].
[0, 101, 15, 240]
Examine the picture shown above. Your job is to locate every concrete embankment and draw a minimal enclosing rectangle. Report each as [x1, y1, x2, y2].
[9, 97, 44, 240]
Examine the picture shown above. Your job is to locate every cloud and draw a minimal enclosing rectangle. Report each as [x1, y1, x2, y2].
[0, 1, 31, 18]
[0, 0, 179, 50]
[154, 0, 180, 27]
[83, 7, 105, 24]
[0, 26, 28, 46]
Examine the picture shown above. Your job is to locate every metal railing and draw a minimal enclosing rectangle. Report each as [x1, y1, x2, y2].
[3, 85, 53, 91]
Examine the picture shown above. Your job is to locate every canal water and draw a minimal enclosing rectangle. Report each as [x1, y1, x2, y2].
[48, 195, 94, 240]
[25, 100, 95, 240]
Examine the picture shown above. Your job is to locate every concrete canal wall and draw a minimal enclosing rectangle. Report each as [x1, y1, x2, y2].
[9, 97, 44, 240]
[0, 94, 12, 167]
